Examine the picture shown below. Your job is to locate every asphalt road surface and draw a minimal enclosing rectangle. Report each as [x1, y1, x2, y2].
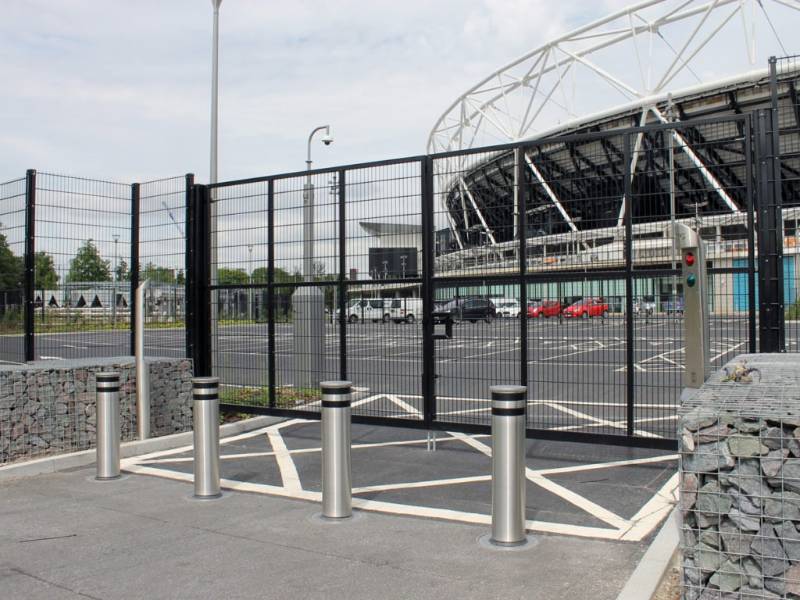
[3, 314, 790, 440]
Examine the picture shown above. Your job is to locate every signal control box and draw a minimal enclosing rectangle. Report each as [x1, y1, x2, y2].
[674, 223, 709, 389]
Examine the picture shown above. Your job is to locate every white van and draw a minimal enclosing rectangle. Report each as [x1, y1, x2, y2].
[389, 298, 422, 324]
[341, 298, 391, 323]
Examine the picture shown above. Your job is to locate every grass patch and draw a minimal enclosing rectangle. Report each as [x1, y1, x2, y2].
[787, 299, 800, 320]
[219, 385, 321, 422]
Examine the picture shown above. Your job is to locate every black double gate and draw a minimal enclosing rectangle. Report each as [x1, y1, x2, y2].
[182, 108, 792, 452]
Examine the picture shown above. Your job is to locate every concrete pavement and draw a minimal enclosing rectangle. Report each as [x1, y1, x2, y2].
[1, 465, 650, 600]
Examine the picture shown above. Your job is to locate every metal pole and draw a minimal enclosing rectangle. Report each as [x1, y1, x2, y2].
[112, 234, 119, 327]
[248, 244, 253, 322]
[209, 0, 222, 379]
[490, 385, 528, 546]
[321, 380, 352, 519]
[135, 279, 151, 439]
[95, 371, 121, 480]
[193, 376, 221, 499]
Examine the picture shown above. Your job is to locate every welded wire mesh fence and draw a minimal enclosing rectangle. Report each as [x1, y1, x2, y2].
[5, 56, 800, 448]
[0, 177, 26, 364]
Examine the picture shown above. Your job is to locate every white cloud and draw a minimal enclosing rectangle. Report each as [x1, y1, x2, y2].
[0, 0, 797, 184]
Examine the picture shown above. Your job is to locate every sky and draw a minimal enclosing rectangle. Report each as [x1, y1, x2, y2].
[0, 0, 632, 184]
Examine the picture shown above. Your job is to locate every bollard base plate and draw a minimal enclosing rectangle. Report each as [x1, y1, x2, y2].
[87, 474, 128, 483]
[185, 491, 228, 502]
[478, 533, 537, 552]
[310, 511, 361, 525]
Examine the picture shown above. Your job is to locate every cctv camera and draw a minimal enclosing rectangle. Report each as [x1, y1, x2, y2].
[322, 134, 333, 146]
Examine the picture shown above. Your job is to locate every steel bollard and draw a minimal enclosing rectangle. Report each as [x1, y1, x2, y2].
[193, 377, 221, 499]
[95, 371, 121, 480]
[321, 381, 352, 519]
[490, 385, 527, 546]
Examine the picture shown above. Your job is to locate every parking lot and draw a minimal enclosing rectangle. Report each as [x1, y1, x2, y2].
[3, 313, 785, 441]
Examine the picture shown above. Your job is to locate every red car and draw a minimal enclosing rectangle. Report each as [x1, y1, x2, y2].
[527, 300, 562, 318]
[562, 298, 609, 319]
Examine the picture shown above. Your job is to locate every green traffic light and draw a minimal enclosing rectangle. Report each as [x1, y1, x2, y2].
[687, 274, 696, 287]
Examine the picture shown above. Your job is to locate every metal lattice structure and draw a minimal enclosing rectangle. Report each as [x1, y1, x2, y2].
[428, 0, 800, 252]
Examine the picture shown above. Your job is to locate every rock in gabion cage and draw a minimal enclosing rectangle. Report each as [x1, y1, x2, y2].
[680, 354, 800, 599]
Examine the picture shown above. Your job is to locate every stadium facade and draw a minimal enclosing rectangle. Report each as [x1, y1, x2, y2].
[411, 0, 800, 314]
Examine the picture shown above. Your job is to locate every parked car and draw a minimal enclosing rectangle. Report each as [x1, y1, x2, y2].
[527, 300, 562, 318]
[633, 296, 656, 316]
[435, 298, 496, 323]
[664, 297, 685, 314]
[562, 297, 609, 319]
[389, 297, 423, 324]
[494, 299, 521, 318]
[339, 298, 391, 323]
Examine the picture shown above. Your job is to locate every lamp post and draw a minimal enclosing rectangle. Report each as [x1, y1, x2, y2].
[292, 125, 333, 388]
[112, 234, 119, 326]
[209, 0, 222, 377]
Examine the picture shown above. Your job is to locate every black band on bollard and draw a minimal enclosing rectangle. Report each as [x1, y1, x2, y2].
[98, 386, 121, 393]
[320, 387, 352, 395]
[492, 407, 526, 416]
[322, 399, 351, 408]
[193, 393, 219, 401]
[96, 372, 120, 382]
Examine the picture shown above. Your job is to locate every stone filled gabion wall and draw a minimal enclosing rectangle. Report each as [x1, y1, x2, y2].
[0, 357, 193, 465]
[680, 354, 800, 599]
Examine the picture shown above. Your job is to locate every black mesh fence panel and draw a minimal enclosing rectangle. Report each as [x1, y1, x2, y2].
[33, 173, 131, 361]
[0, 178, 26, 364]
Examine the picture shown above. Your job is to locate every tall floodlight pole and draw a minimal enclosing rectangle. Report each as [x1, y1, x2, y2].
[209, 0, 222, 377]
[293, 125, 333, 388]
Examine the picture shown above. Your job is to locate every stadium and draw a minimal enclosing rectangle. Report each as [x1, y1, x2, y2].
[417, 0, 800, 312]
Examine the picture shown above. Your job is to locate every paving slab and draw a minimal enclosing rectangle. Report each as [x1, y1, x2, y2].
[2, 465, 648, 600]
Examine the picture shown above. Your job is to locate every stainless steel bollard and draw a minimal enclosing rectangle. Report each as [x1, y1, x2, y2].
[490, 385, 527, 546]
[193, 377, 221, 499]
[95, 371, 121, 480]
[321, 381, 352, 519]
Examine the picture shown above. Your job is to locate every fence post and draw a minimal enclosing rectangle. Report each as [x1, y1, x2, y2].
[188, 184, 212, 377]
[130, 183, 140, 356]
[515, 147, 528, 389]
[95, 371, 121, 480]
[135, 279, 150, 439]
[756, 105, 785, 353]
[192, 376, 221, 499]
[489, 385, 528, 547]
[267, 179, 276, 407]
[184, 174, 194, 359]
[623, 134, 635, 436]
[24, 169, 35, 363]
[421, 156, 436, 425]
[338, 170, 347, 382]
[321, 380, 352, 519]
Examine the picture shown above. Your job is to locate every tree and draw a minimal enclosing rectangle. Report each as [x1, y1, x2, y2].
[0, 227, 23, 290]
[34, 252, 59, 289]
[176, 269, 185, 285]
[67, 239, 111, 283]
[217, 268, 249, 286]
[115, 259, 131, 282]
[141, 262, 175, 284]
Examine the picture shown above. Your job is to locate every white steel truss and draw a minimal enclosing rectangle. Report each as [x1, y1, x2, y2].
[428, 0, 799, 156]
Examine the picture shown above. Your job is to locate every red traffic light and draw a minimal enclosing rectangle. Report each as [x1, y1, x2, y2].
[685, 252, 695, 266]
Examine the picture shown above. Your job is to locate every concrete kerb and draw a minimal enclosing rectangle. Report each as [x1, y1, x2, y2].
[615, 508, 680, 600]
[0, 415, 285, 482]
